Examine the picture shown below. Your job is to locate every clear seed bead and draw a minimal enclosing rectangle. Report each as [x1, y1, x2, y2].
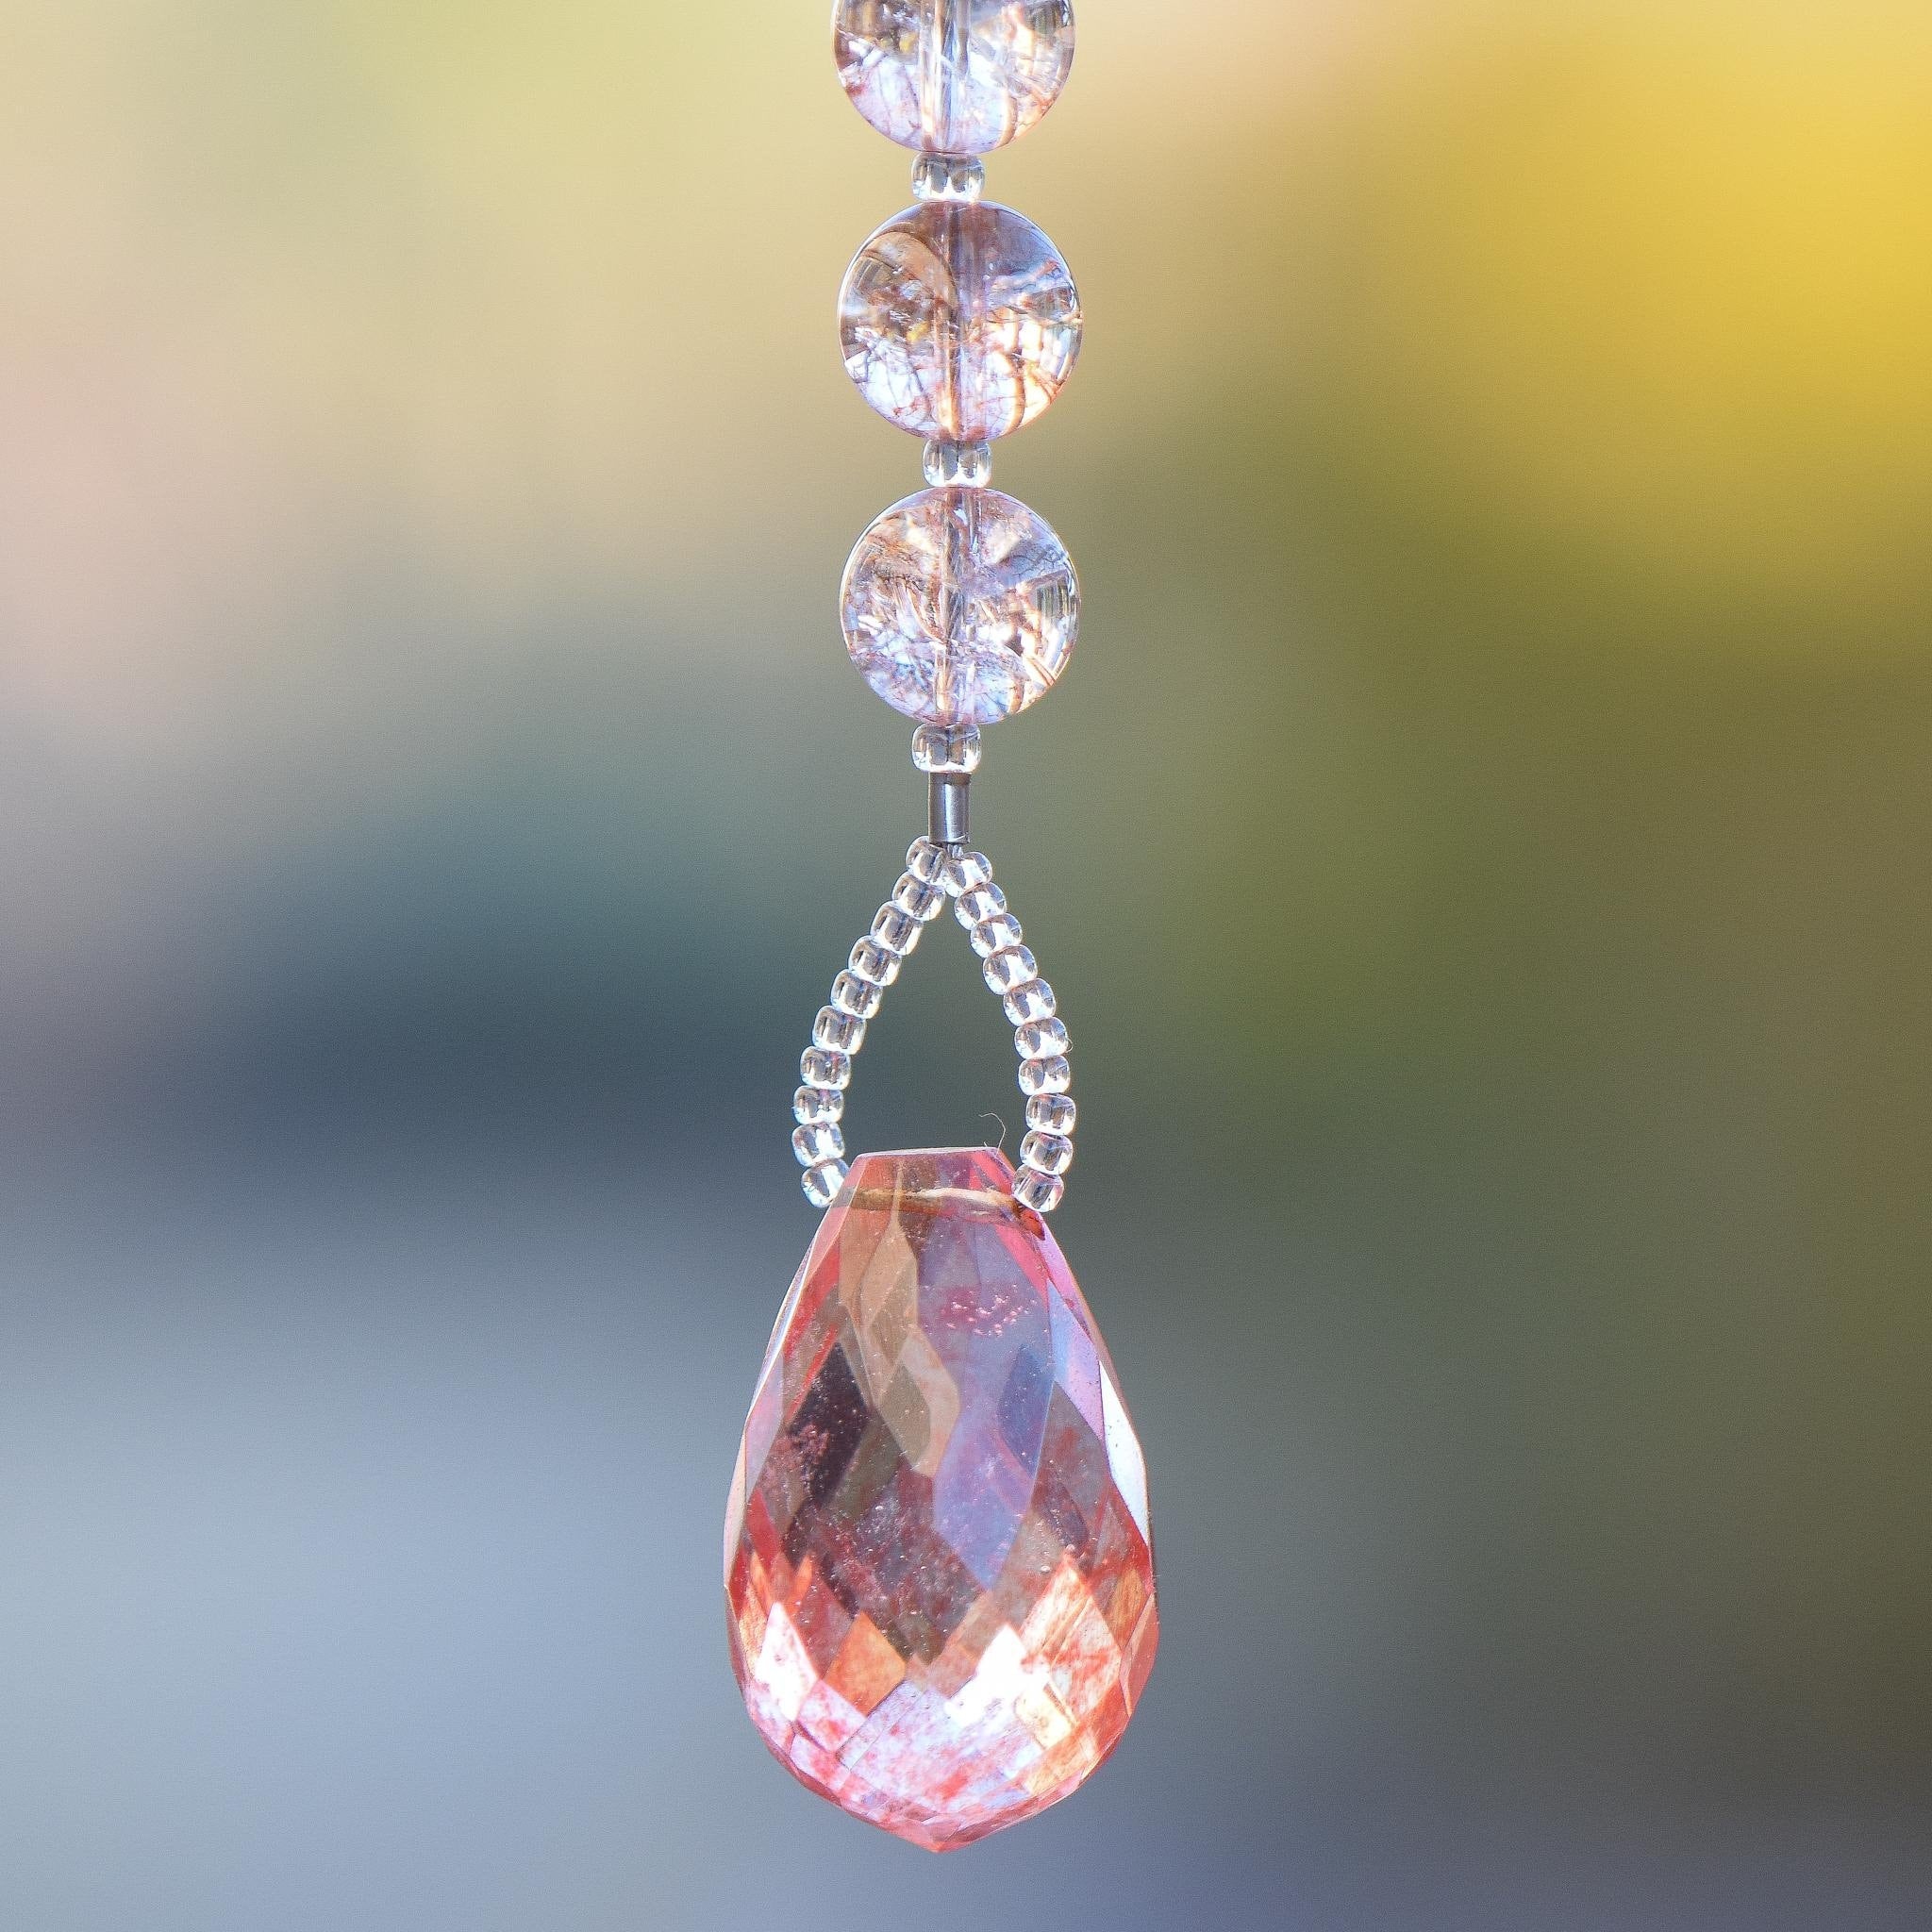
[814, 1007, 867, 1054]
[801, 1048, 853, 1091]
[912, 723, 983, 774]
[911, 153, 987, 204]
[1020, 1130, 1074, 1176]
[1015, 1015, 1069, 1059]
[793, 1121, 847, 1168]
[834, 0, 1077, 156]
[1019, 1054, 1072, 1096]
[923, 439, 992, 490]
[872, 905, 924, 956]
[891, 871, 947, 922]
[795, 1085, 846, 1126]
[850, 939, 903, 987]
[907, 836, 947, 885]
[972, 912, 1025, 958]
[841, 207, 1080, 443]
[830, 971, 884, 1019]
[954, 883, 1008, 926]
[1025, 1092, 1076, 1135]
[941, 849, 994, 897]
[842, 490, 1079, 726]
[1013, 1166, 1065, 1215]
[803, 1158, 851, 1209]
[1004, 978, 1057, 1024]
[984, 945, 1039, 994]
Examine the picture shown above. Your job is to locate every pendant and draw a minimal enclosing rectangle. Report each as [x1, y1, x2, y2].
[727, 0, 1156, 1850]
[724, 1149, 1158, 1851]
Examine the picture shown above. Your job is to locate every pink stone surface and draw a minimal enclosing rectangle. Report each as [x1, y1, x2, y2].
[724, 1148, 1158, 1850]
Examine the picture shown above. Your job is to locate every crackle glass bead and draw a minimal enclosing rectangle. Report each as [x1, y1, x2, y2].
[954, 883, 1007, 926]
[841, 204, 1080, 444]
[830, 970, 885, 1019]
[1019, 1053, 1071, 1095]
[1012, 1164, 1065, 1214]
[984, 944, 1039, 994]
[850, 939, 903, 987]
[793, 1121, 847, 1168]
[802, 1158, 851, 1208]
[1025, 1091, 1075, 1135]
[795, 1084, 846, 1126]
[1015, 1015, 1068, 1059]
[814, 1007, 867, 1054]
[802, 1047, 853, 1091]
[833, 0, 1076, 157]
[842, 488, 1078, 727]
[1003, 977, 1056, 1024]
[872, 905, 924, 956]
[972, 912, 1024, 958]
[891, 871, 947, 921]
[1020, 1129, 1074, 1176]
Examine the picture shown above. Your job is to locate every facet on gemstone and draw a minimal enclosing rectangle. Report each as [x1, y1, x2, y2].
[841, 202, 1081, 443]
[833, 0, 1077, 157]
[724, 1148, 1158, 1850]
[841, 487, 1078, 726]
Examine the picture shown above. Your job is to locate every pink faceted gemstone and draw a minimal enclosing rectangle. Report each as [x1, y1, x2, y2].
[724, 1148, 1158, 1851]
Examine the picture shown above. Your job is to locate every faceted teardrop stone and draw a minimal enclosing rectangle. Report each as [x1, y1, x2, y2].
[724, 1149, 1158, 1850]
[840, 202, 1081, 443]
[833, 0, 1077, 158]
[841, 487, 1078, 726]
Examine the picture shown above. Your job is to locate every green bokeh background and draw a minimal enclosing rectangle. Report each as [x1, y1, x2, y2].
[3, 4, 1928, 1926]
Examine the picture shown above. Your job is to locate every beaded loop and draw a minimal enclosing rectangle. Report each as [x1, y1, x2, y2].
[791, 835, 1074, 1210]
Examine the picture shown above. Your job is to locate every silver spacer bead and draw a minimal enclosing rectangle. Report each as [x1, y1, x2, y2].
[923, 438, 992, 489]
[911, 154, 985, 205]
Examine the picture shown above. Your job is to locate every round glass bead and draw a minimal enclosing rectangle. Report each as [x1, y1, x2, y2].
[850, 939, 903, 987]
[803, 1158, 851, 1208]
[924, 439, 992, 490]
[954, 883, 1007, 926]
[984, 944, 1039, 994]
[1015, 1015, 1068, 1059]
[906, 836, 947, 884]
[1013, 1165, 1065, 1215]
[833, 0, 1076, 156]
[841, 204, 1080, 444]
[972, 912, 1024, 958]
[1025, 1091, 1075, 1135]
[796, 1084, 846, 1126]
[891, 871, 947, 922]
[912, 724, 983, 774]
[815, 1007, 867, 1054]
[1019, 1053, 1071, 1096]
[1020, 1130, 1074, 1176]
[802, 1047, 853, 1091]
[872, 906, 924, 956]
[843, 490, 1078, 726]
[794, 1122, 847, 1168]
[941, 849, 994, 897]
[911, 154, 985, 205]
[1003, 978, 1056, 1024]
[830, 971, 885, 1019]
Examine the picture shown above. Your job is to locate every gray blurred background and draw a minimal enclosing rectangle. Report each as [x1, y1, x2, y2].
[3, 2, 1929, 1926]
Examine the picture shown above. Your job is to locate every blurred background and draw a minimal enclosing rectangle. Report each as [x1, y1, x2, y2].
[3, 1, 1929, 1926]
